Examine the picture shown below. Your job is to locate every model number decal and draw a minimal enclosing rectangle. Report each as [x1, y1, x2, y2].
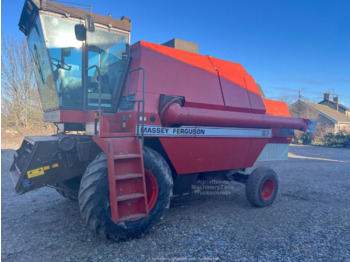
[262, 130, 270, 137]
[138, 125, 272, 138]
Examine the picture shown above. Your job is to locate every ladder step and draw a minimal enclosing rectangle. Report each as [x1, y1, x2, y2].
[113, 154, 141, 160]
[115, 173, 143, 180]
[118, 213, 148, 222]
[117, 193, 145, 202]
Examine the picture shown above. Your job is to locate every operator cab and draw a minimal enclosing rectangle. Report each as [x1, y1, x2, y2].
[19, 0, 131, 120]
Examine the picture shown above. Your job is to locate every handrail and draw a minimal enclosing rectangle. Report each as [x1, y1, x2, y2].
[86, 65, 102, 136]
[86, 65, 102, 115]
[126, 67, 146, 144]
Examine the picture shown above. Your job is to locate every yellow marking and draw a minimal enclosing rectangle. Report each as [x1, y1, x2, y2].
[27, 163, 59, 178]
[27, 167, 44, 178]
[43, 163, 59, 170]
[288, 153, 349, 163]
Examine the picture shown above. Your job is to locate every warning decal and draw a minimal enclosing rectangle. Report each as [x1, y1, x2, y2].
[27, 167, 44, 178]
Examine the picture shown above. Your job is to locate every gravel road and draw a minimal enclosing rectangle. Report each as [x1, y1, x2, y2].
[2, 145, 350, 261]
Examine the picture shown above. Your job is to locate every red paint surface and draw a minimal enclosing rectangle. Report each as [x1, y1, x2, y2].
[161, 102, 308, 130]
[131, 41, 266, 113]
[93, 137, 149, 223]
[219, 76, 252, 112]
[263, 99, 291, 117]
[130, 42, 225, 111]
[139, 41, 218, 76]
[244, 76, 266, 113]
[145, 169, 159, 211]
[208, 56, 249, 86]
[159, 137, 268, 174]
[47, 110, 95, 123]
[261, 178, 275, 200]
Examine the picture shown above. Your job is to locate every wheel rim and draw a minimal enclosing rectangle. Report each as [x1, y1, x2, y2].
[261, 178, 275, 200]
[145, 169, 159, 211]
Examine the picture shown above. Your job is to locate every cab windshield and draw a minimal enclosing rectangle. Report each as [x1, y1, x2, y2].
[87, 29, 128, 108]
[27, 13, 129, 112]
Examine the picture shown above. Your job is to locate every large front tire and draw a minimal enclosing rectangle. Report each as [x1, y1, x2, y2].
[78, 147, 173, 240]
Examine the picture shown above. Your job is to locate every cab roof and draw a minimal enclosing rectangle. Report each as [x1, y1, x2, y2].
[19, 0, 131, 36]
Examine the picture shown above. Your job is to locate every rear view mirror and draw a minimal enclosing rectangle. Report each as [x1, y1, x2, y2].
[61, 48, 71, 57]
[75, 24, 86, 41]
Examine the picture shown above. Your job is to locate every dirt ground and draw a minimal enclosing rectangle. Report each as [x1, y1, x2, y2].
[1, 143, 350, 261]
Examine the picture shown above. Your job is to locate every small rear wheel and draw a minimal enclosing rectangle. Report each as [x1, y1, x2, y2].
[245, 167, 278, 207]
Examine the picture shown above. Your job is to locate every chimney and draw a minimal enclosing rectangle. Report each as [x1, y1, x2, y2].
[334, 95, 339, 111]
[324, 92, 330, 100]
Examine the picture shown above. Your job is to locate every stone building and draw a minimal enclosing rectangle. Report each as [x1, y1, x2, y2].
[289, 100, 350, 133]
[318, 92, 350, 116]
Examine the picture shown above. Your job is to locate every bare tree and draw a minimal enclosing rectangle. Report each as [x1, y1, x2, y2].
[1, 35, 43, 127]
[276, 95, 298, 106]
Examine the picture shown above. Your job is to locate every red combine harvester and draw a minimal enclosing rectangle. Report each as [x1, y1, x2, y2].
[11, 0, 316, 240]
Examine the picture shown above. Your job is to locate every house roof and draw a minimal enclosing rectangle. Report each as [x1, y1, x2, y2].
[293, 100, 350, 123]
[319, 99, 350, 112]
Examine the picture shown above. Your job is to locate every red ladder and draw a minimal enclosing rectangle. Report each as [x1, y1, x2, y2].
[106, 138, 149, 223]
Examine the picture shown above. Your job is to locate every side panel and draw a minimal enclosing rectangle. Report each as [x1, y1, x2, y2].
[159, 137, 268, 175]
[263, 98, 291, 117]
[44, 110, 95, 123]
[219, 77, 252, 112]
[130, 42, 225, 111]
[209, 56, 266, 114]
[130, 41, 266, 114]
[244, 76, 266, 114]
